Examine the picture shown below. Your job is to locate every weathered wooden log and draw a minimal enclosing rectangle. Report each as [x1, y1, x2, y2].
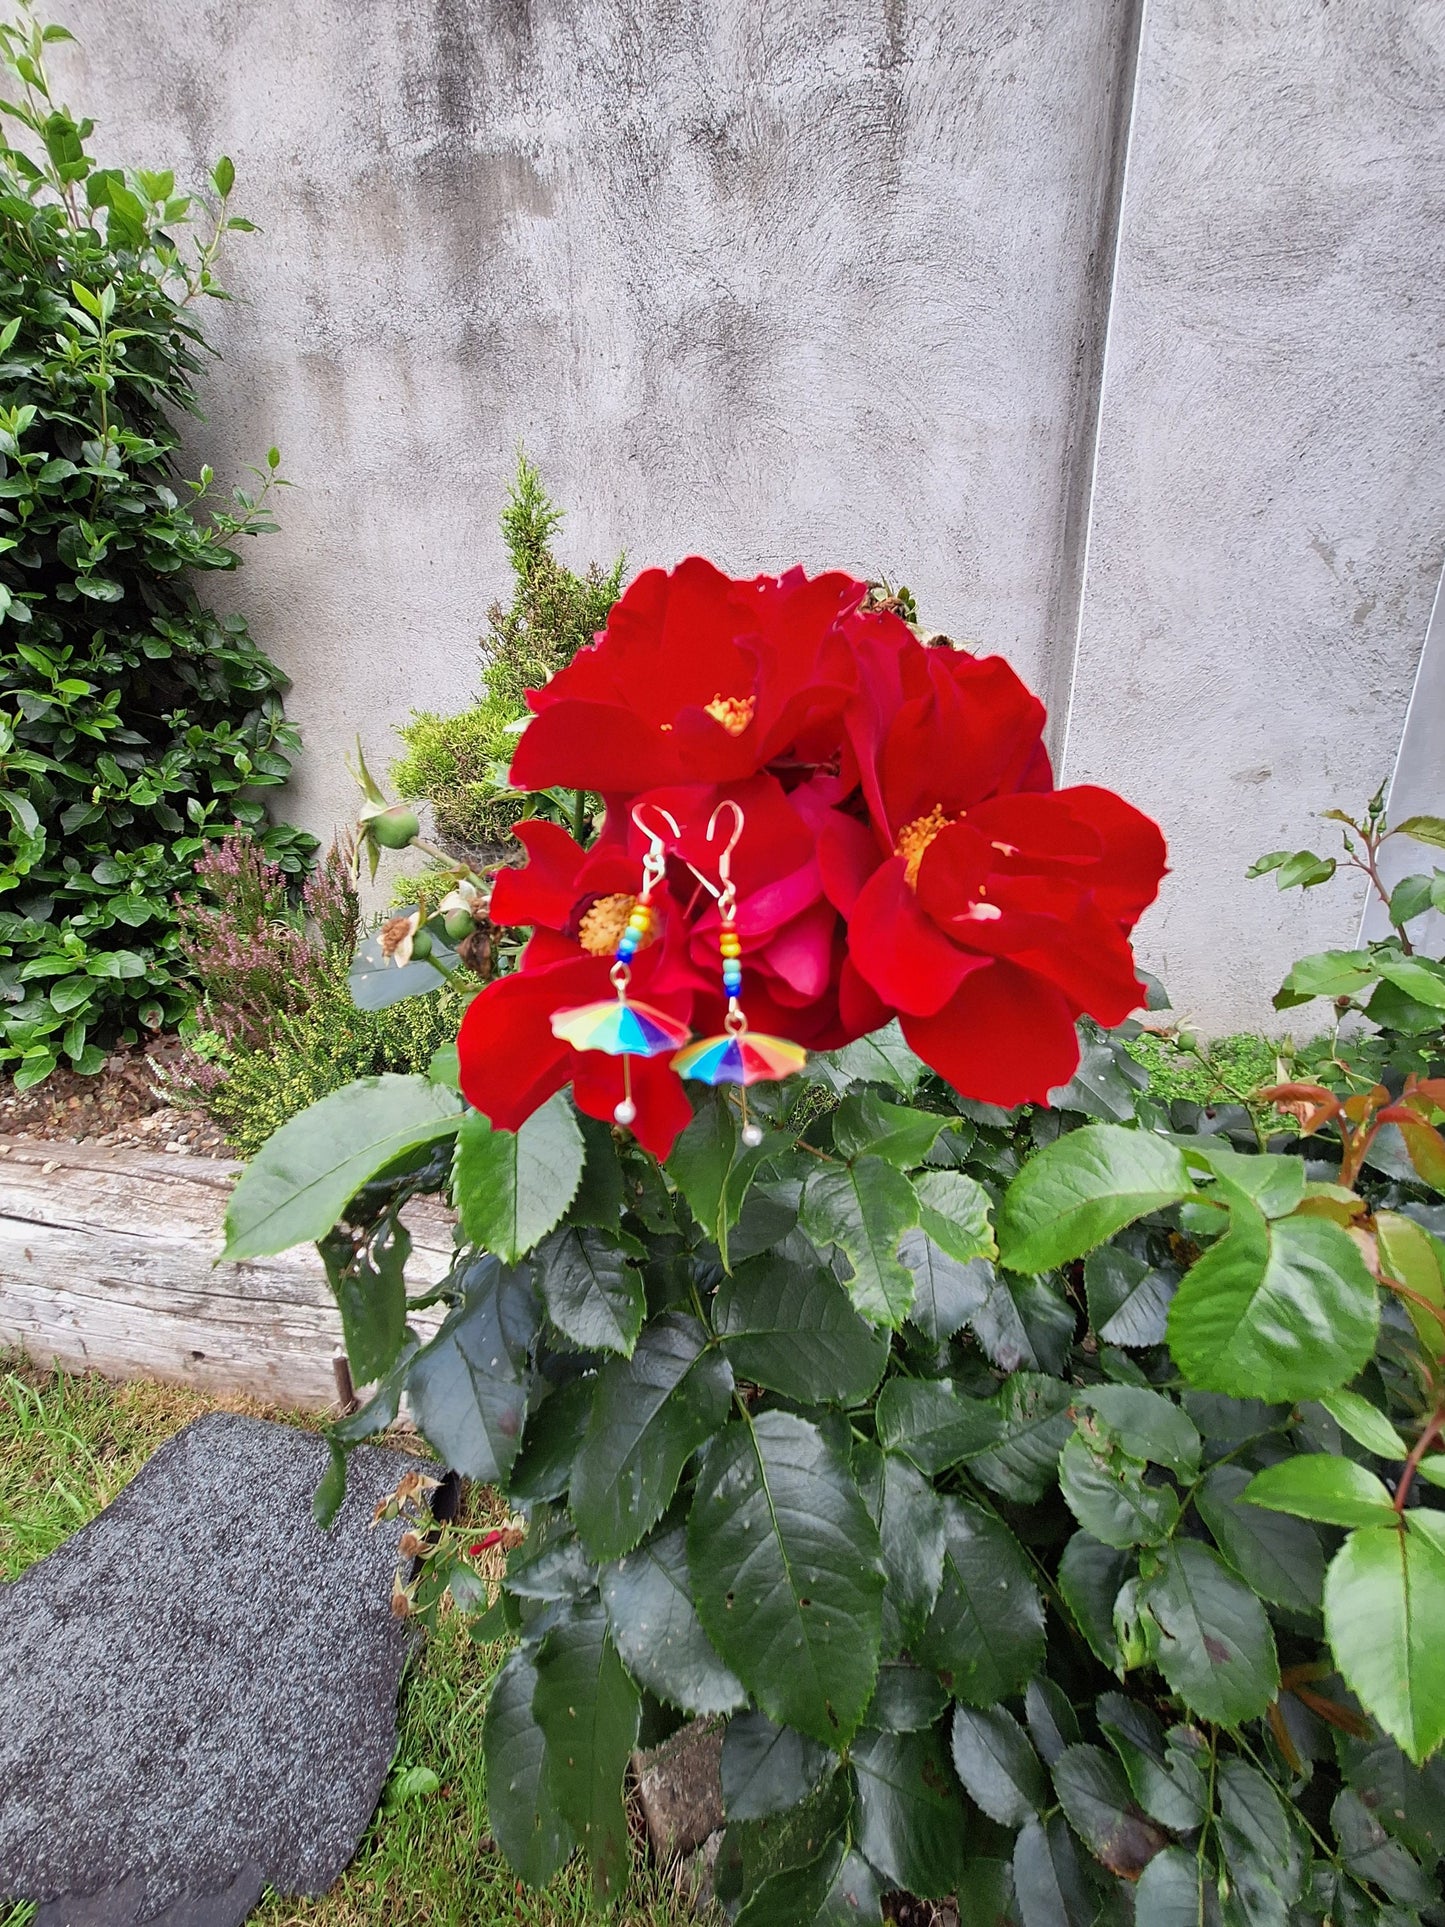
[0, 1137, 452, 1408]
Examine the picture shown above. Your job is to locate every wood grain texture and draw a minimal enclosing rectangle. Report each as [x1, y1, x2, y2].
[0, 1138, 451, 1407]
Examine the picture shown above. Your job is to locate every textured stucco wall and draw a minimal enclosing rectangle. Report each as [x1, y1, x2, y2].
[63, 0, 1135, 863]
[1062, 0, 1445, 1028]
[53, 0, 1445, 1028]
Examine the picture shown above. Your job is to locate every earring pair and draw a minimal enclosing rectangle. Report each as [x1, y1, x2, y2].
[549, 800, 807, 1137]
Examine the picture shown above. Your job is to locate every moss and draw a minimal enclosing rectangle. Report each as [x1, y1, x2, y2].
[1124, 1031, 1282, 1107]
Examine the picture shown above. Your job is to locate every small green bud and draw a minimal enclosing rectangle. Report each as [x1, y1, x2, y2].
[1177, 1029, 1198, 1054]
[366, 804, 420, 850]
[441, 907, 476, 943]
[409, 928, 433, 960]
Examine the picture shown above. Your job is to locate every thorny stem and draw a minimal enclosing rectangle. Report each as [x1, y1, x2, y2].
[1346, 826, 1413, 954]
[1376, 1270, 1445, 1338]
[1393, 1402, 1445, 1515]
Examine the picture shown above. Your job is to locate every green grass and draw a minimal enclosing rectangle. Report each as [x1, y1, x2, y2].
[0, 1363, 702, 1927]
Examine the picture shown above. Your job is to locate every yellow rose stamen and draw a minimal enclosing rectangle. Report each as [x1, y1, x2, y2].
[578, 892, 652, 956]
[894, 805, 953, 889]
[704, 693, 756, 737]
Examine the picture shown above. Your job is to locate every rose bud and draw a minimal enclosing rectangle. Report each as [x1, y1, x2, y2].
[365, 803, 421, 850]
[441, 907, 476, 942]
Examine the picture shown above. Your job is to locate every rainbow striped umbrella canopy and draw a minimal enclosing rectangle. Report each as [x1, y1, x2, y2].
[551, 998, 691, 1057]
[672, 1031, 807, 1086]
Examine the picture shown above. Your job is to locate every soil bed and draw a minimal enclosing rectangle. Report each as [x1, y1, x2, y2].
[0, 1037, 229, 1157]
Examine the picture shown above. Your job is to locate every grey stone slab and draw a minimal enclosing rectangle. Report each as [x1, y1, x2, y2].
[0, 1413, 420, 1925]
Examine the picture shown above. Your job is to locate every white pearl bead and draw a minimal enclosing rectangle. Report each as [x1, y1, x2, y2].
[741, 1122, 764, 1147]
[613, 1098, 637, 1126]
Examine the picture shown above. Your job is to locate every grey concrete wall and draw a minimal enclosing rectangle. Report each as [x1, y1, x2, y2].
[54, 0, 1445, 1029]
[64, 0, 1136, 859]
[1061, 0, 1445, 1028]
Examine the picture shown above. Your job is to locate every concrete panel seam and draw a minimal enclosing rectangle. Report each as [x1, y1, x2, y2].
[1056, 0, 1151, 784]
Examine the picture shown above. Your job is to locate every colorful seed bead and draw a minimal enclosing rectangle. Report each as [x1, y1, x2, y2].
[720, 932, 741, 956]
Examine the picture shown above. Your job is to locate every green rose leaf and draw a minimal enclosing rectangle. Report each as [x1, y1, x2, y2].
[667, 1089, 769, 1266]
[1057, 1533, 1130, 1670]
[1012, 1815, 1093, 1927]
[913, 1497, 1044, 1706]
[1272, 948, 1379, 1007]
[799, 1156, 920, 1326]
[1319, 1389, 1409, 1460]
[897, 1229, 990, 1344]
[1330, 1785, 1438, 1910]
[1059, 1430, 1180, 1548]
[1095, 1694, 1207, 1833]
[1085, 1245, 1175, 1348]
[852, 1726, 966, 1899]
[1189, 1144, 1307, 1219]
[689, 1410, 885, 1746]
[1078, 1385, 1201, 1478]
[949, 1704, 1046, 1826]
[455, 1091, 585, 1264]
[1243, 1455, 1397, 1527]
[1196, 1462, 1324, 1611]
[1375, 951, 1445, 1011]
[997, 1124, 1194, 1274]
[571, 1312, 734, 1561]
[1216, 1757, 1304, 1914]
[714, 1248, 889, 1404]
[532, 1223, 645, 1357]
[1166, 1186, 1379, 1400]
[333, 1214, 409, 1386]
[222, 1073, 463, 1258]
[482, 1650, 575, 1887]
[911, 1168, 997, 1266]
[720, 1710, 834, 1821]
[532, 1599, 641, 1901]
[600, 1522, 746, 1718]
[1051, 1742, 1169, 1880]
[878, 1374, 1071, 1505]
[1141, 1540, 1279, 1725]
[1325, 1513, 1445, 1764]
[853, 1440, 947, 1654]
[864, 1659, 949, 1734]
[1396, 813, 1445, 849]
[818, 1018, 926, 1092]
[833, 1090, 953, 1166]
[508, 1376, 595, 1503]
[1132, 1846, 1222, 1927]
[404, 1258, 539, 1483]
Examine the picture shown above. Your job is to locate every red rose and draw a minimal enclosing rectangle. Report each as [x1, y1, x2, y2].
[844, 645, 1167, 1105]
[456, 820, 705, 1158]
[508, 557, 872, 795]
[624, 773, 891, 1053]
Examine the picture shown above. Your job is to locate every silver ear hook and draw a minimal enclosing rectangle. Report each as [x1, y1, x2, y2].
[630, 801, 682, 895]
[706, 799, 744, 917]
[705, 800, 745, 886]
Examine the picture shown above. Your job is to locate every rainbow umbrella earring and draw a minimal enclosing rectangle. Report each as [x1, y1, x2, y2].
[550, 805, 692, 1127]
[671, 800, 807, 1143]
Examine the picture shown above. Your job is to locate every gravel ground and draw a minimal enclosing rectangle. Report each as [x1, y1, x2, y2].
[0, 1037, 231, 1158]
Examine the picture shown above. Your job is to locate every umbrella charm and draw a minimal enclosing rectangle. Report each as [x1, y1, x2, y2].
[670, 799, 807, 1144]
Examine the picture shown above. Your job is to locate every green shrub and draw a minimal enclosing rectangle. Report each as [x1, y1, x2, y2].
[391, 455, 622, 852]
[202, 976, 470, 1158]
[0, 6, 313, 1090]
